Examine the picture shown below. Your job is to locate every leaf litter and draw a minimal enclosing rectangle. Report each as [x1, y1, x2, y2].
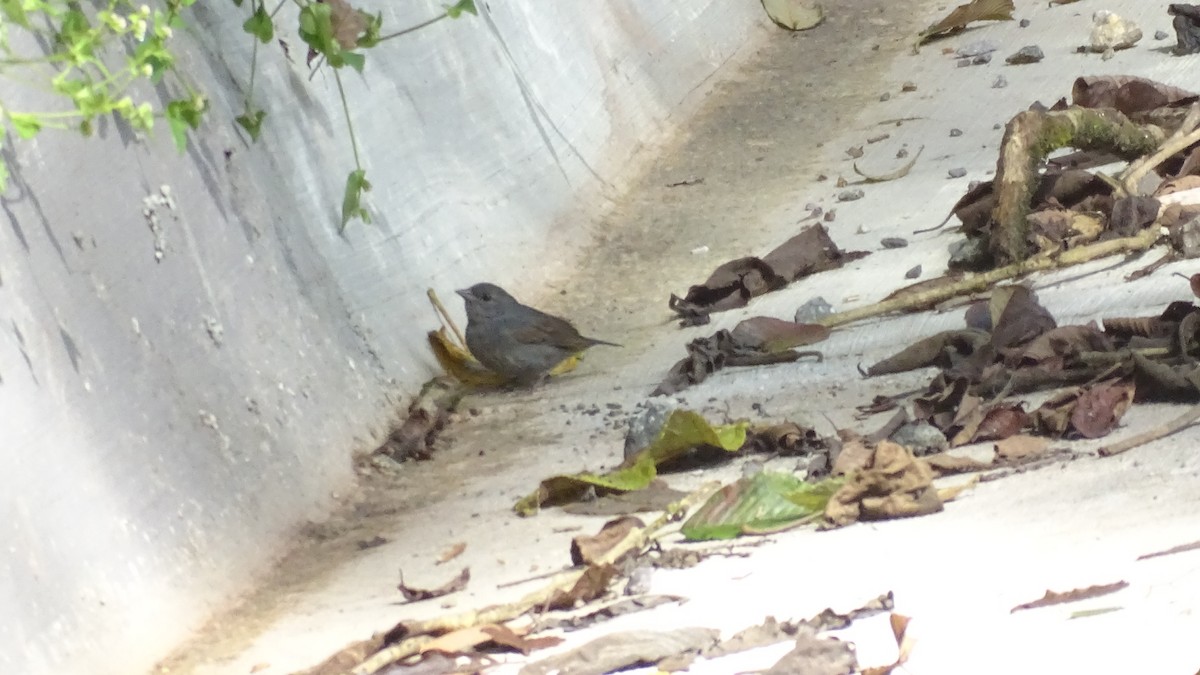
[327, 37, 1200, 675]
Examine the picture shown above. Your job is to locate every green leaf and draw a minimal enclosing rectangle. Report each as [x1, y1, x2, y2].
[235, 108, 266, 141]
[340, 169, 371, 229]
[623, 409, 748, 467]
[514, 455, 658, 517]
[513, 410, 748, 516]
[242, 3, 273, 43]
[337, 50, 364, 72]
[135, 38, 175, 83]
[0, 0, 30, 28]
[298, 3, 337, 57]
[9, 113, 42, 140]
[356, 12, 382, 48]
[444, 0, 477, 19]
[164, 98, 206, 152]
[681, 473, 844, 541]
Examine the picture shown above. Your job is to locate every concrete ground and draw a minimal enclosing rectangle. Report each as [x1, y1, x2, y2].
[160, 1, 1200, 673]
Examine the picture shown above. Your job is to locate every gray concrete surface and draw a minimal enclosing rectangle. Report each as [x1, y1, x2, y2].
[154, 0, 1200, 673]
[0, 3, 765, 674]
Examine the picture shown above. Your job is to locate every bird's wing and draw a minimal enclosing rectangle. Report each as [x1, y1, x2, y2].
[510, 312, 587, 351]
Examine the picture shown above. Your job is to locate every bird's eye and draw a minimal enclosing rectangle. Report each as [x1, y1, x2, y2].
[479, 291, 491, 301]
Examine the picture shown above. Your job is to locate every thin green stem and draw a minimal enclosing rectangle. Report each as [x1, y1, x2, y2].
[269, 0, 288, 18]
[376, 12, 447, 43]
[245, 28, 259, 109]
[333, 67, 360, 169]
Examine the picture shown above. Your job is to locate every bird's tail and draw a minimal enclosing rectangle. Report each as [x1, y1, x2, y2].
[586, 336, 622, 348]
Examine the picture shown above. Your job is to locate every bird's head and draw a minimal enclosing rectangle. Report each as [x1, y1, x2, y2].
[456, 282, 517, 321]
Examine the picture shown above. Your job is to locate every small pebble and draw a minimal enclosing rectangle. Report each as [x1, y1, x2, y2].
[992, 75, 1008, 89]
[880, 92, 892, 102]
[795, 296, 834, 323]
[948, 167, 967, 179]
[896, 147, 909, 159]
[867, 133, 890, 144]
[824, 209, 836, 222]
[993, 122, 1003, 130]
[972, 54, 992, 65]
[1019, 18, 1030, 28]
[955, 39, 998, 57]
[691, 245, 709, 255]
[1005, 45, 1044, 64]
[890, 422, 948, 456]
[1155, 29, 1170, 40]
[905, 264, 922, 279]
[838, 188, 864, 202]
[949, 128, 963, 137]
[956, 58, 972, 68]
[901, 82, 918, 92]
[846, 145, 864, 159]
[880, 237, 908, 249]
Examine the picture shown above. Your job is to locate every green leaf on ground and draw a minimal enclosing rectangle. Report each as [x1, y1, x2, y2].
[681, 472, 844, 540]
[514, 410, 747, 516]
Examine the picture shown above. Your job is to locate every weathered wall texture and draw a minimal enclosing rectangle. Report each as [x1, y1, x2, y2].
[0, 2, 763, 673]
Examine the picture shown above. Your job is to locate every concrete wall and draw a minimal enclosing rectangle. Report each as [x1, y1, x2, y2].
[0, 2, 764, 673]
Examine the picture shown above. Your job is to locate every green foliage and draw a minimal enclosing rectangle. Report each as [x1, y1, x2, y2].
[444, 0, 476, 19]
[0, 0, 204, 191]
[0, 0, 476, 230]
[340, 168, 371, 230]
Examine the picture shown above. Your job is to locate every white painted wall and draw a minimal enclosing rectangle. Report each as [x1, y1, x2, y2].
[0, 1, 764, 673]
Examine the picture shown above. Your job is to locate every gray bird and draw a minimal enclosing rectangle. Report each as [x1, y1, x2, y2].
[456, 282, 620, 386]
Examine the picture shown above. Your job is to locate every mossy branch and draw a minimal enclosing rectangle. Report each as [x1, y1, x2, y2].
[991, 107, 1165, 265]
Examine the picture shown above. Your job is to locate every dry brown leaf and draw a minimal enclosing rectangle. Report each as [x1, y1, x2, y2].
[1156, 175, 1200, 197]
[1137, 539, 1200, 560]
[994, 434, 1049, 461]
[480, 625, 564, 655]
[972, 404, 1029, 442]
[326, 0, 368, 49]
[570, 517, 644, 567]
[398, 567, 470, 603]
[1070, 379, 1135, 438]
[1072, 76, 1199, 116]
[861, 613, 914, 675]
[832, 437, 876, 476]
[421, 623, 563, 657]
[730, 316, 831, 352]
[545, 563, 617, 610]
[923, 452, 994, 475]
[437, 542, 467, 565]
[826, 441, 943, 526]
[1010, 581, 1129, 613]
[918, 0, 1015, 44]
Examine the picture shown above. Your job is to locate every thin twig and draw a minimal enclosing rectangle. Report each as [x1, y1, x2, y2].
[1119, 103, 1200, 196]
[1097, 402, 1200, 457]
[427, 289, 467, 350]
[817, 226, 1162, 330]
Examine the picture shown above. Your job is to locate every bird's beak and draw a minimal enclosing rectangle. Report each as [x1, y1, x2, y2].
[455, 288, 471, 300]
